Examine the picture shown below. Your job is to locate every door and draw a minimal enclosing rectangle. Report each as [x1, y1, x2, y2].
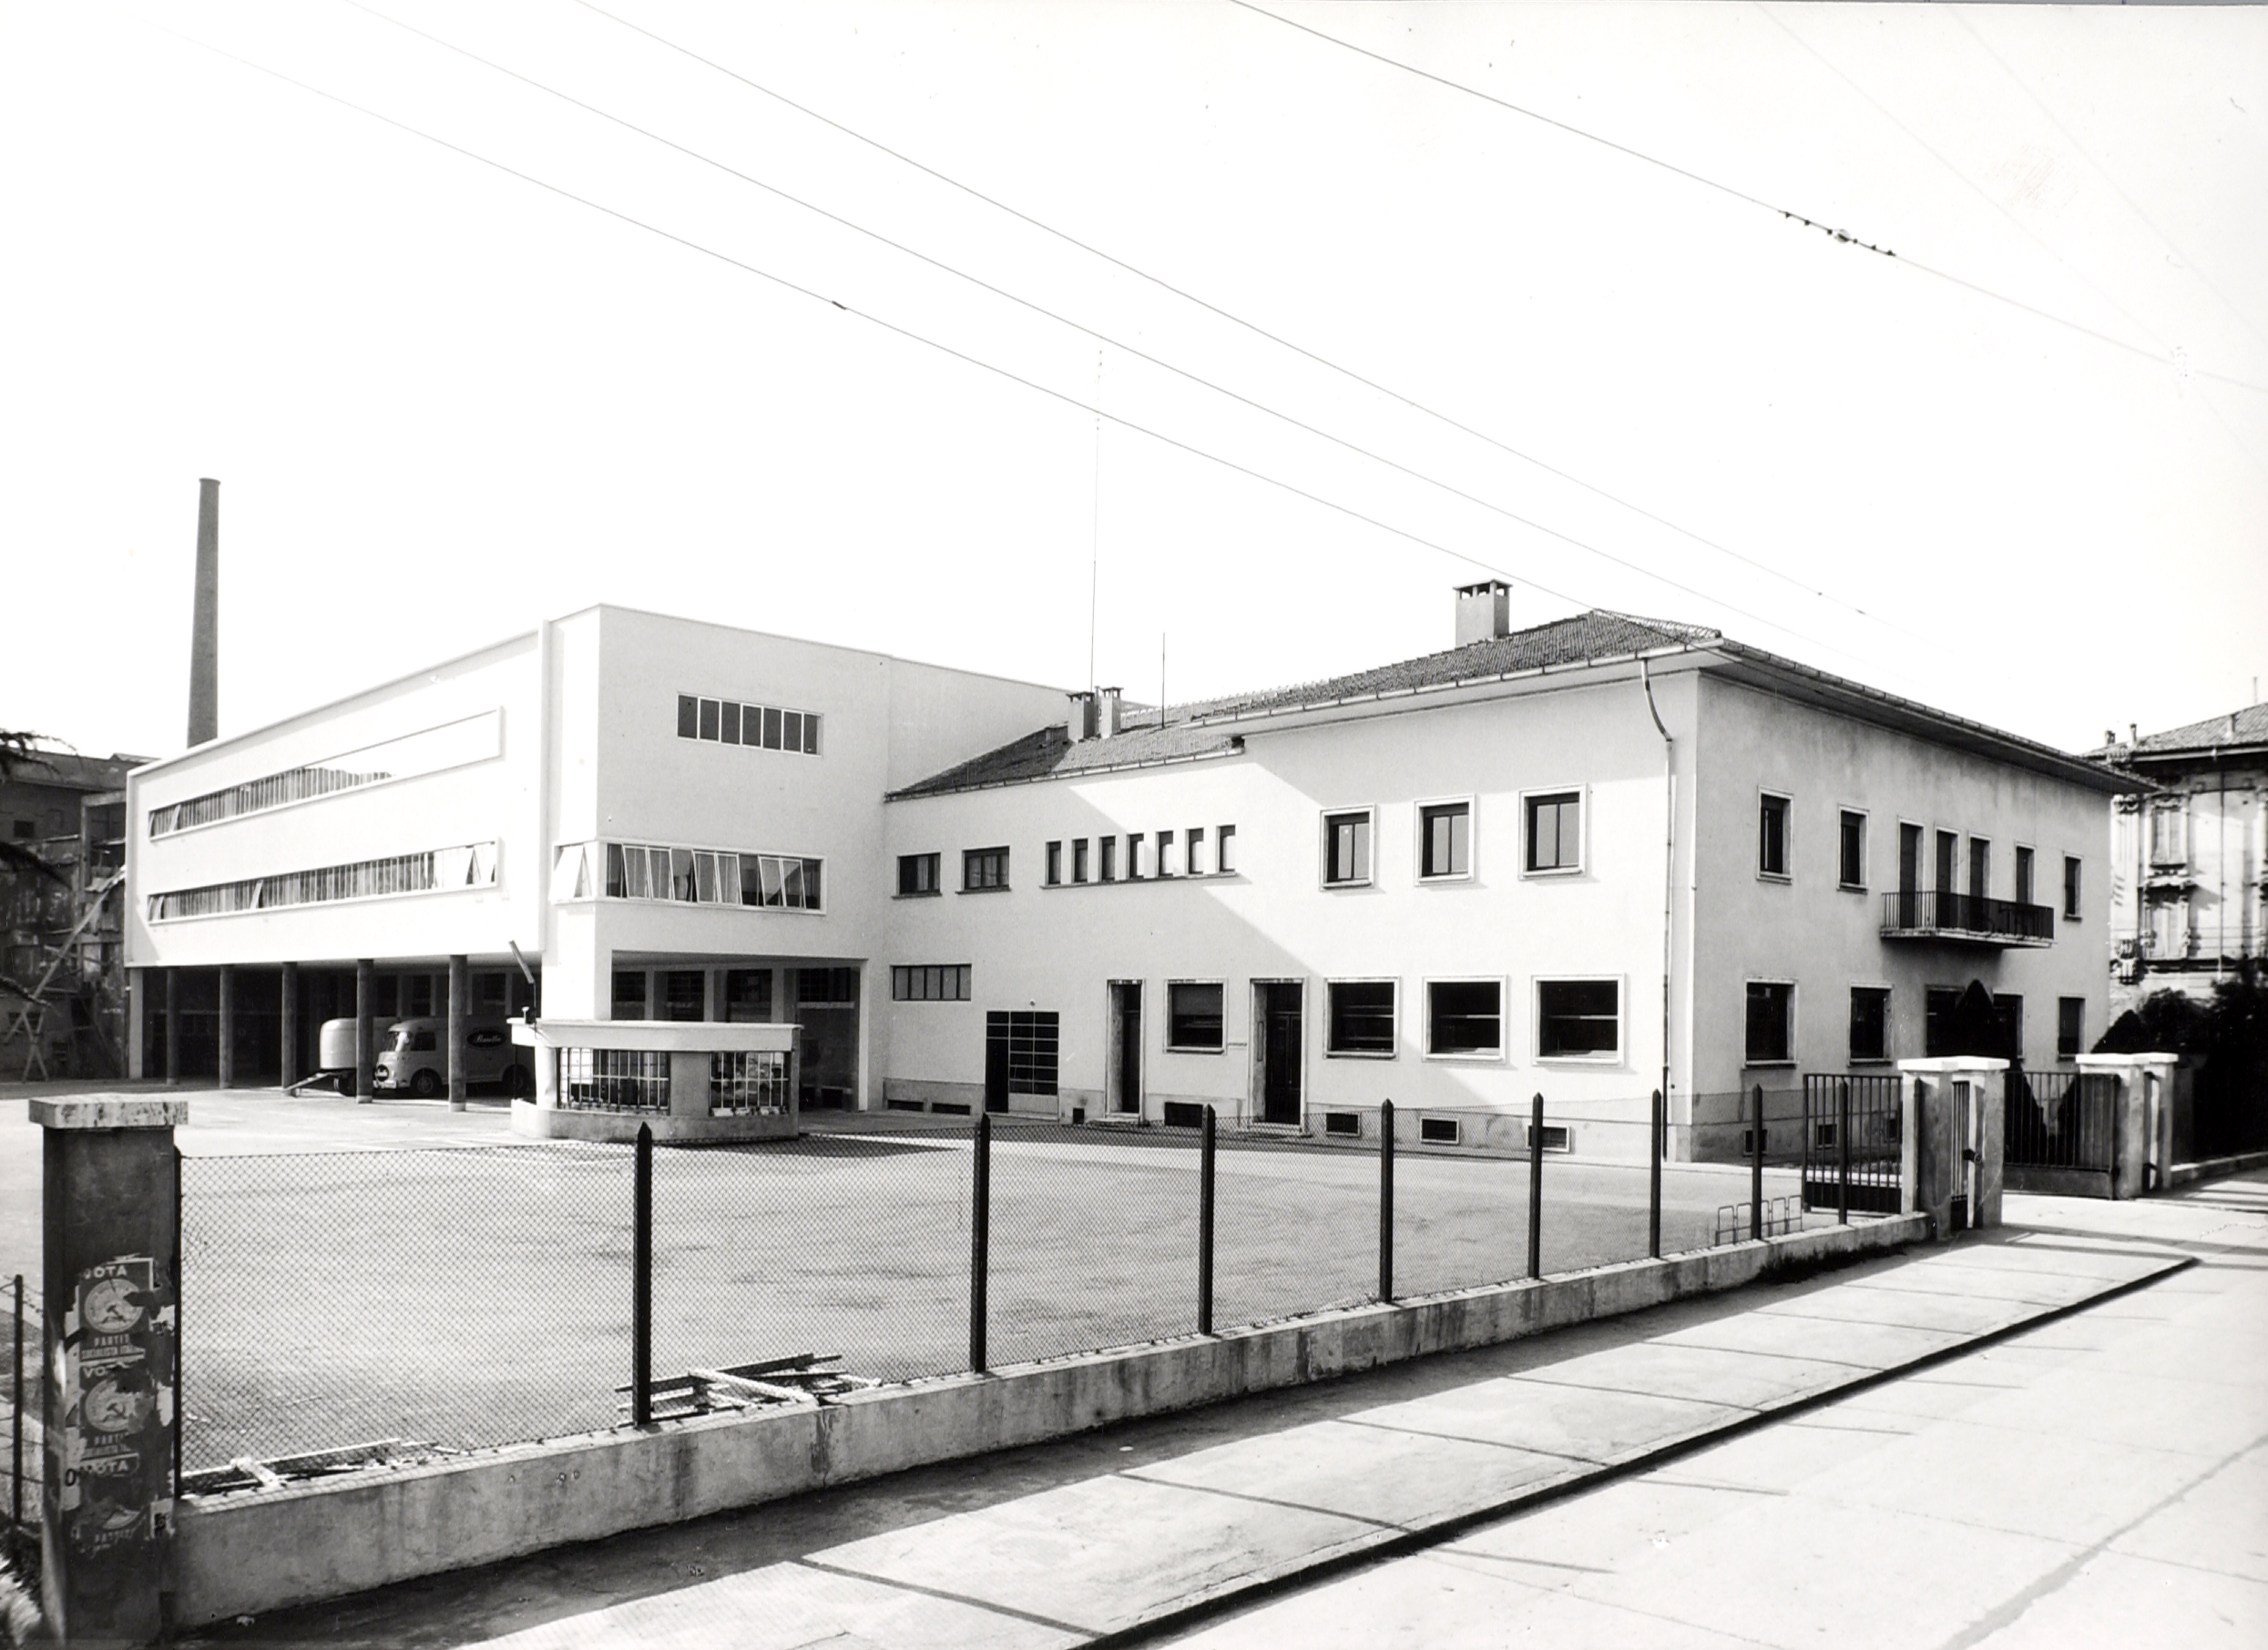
[1897, 823, 1923, 927]
[1108, 982, 1142, 1115]
[983, 1018, 1009, 1113]
[1255, 982, 1303, 1125]
[1935, 830, 1959, 926]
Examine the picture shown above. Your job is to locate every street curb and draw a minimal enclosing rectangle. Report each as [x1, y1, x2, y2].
[1082, 1243, 2199, 1648]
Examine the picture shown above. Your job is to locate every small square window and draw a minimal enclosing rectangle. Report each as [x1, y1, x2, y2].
[1326, 981, 1396, 1055]
[1849, 987, 1889, 1063]
[1537, 979, 1619, 1058]
[1323, 810, 1372, 886]
[1045, 840, 1063, 886]
[1217, 824, 1237, 874]
[1525, 791, 1580, 873]
[1419, 801, 1470, 880]
[897, 853, 939, 896]
[1187, 828, 1208, 876]
[1072, 838, 1090, 883]
[1759, 794, 1790, 879]
[1838, 810, 1865, 889]
[964, 846, 1009, 891]
[1168, 982, 1223, 1050]
[1427, 980, 1502, 1057]
[1746, 982, 1793, 1064]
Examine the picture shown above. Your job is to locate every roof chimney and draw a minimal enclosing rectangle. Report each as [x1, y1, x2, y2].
[1066, 689, 1097, 744]
[1096, 686, 1123, 738]
[1455, 578, 1512, 646]
[188, 477, 220, 747]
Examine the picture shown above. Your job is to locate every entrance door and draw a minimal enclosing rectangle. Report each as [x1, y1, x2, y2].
[983, 1024, 1008, 1113]
[1898, 823, 1923, 926]
[1108, 982, 1143, 1115]
[1254, 982, 1303, 1125]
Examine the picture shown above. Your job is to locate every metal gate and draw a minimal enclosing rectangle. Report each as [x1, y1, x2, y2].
[1801, 1074, 1902, 1216]
[2003, 1068, 2116, 1197]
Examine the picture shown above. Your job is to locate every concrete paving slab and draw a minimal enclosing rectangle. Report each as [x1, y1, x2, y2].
[1757, 1283, 2038, 1335]
[1507, 1339, 1859, 1412]
[1838, 1265, 2095, 1306]
[2109, 1442, 2268, 1584]
[1952, 1364, 2268, 1459]
[1345, 1377, 1744, 1464]
[1437, 1475, 1785, 1579]
[1655, 1307, 1974, 1368]
[1968, 1549, 2268, 1650]
[807, 1472, 1381, 1635]
[1124, 1418, 1580, 1529]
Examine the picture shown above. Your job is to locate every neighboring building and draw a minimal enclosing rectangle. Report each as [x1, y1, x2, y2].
[2, 742, 140, 1077]
[124, 589, 2126, 1158]
[2092, 704, 2267, 1018]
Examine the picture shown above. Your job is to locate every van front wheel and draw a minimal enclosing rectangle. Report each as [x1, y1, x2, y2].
[409, 1068, 443, 1099]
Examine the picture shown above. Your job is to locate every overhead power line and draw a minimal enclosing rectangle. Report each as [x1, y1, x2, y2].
[344, 0, 1846, 655]
[1231, 0, 2268, 396]
[567, 0, 1910, 637]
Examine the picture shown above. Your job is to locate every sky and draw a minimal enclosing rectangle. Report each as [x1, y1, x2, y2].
[2, 1, 2263, 766]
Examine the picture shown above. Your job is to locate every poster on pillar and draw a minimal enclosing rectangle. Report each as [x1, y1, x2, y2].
[56, 1254, 177, 1558]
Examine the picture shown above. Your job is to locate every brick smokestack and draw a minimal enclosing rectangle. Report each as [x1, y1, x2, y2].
[188, 477, 220, 747]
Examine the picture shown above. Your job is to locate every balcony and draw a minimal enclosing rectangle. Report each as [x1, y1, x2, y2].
[1881, 890, 2055, 948]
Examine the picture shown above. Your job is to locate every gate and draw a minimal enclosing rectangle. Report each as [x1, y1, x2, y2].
[2003, 1068, 2116, 1197]
[1800, 1074, 1902, 1216]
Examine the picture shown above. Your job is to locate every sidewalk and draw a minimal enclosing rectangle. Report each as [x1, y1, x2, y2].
[179, 1179, 2263, 1650]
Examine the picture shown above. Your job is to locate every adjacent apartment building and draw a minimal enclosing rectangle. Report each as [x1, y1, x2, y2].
[124, 586, 2126, 1158]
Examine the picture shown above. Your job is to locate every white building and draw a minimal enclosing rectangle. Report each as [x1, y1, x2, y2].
[125, 586, 2126, 1158]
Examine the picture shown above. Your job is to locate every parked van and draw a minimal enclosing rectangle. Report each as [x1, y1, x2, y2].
[372, 1016, 534, 1098]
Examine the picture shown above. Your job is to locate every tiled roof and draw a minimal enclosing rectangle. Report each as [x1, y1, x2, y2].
[889, 611, 1716, 799]
[2129, 703, 2268, 757]
[4, 747, 144, 792]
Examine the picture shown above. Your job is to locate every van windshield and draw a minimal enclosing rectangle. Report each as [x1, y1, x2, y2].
[383, 1026, 414, 1054]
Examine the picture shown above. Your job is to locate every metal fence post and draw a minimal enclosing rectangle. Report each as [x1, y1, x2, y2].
[173, 1146, 183, 1515]
[10, 1274, 21, 1534]
[1750, 1084, 1765, 1240]
[970, 1112, 991, 1373]
[1648, 1089, 1663, 1259]
[1377, 1099, 1395, 1302]
[1837, 1080, 1852, 1225]
[1198, 1105, 1216, 1335]
[1527, 1094, 1546, 1279]
[632, 1123, 652, 1426]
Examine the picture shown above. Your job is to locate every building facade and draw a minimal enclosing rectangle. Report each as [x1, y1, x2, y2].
[124, 589, 2124, 1157]
[3, 742, 138, 1078]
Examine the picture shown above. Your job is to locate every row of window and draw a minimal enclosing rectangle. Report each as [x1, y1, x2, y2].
[556, 1047, 791, 1115]
[1744, 981, 2089, 1064]
[609, 965, 857, 1022]
[896, 829, 1243, 897]
[147, 841, 499, 922]
[675, 693, 823, 755]
[1322, 792, 1582, 888]
[1775, 799, 2083, 918]
[147, 712, 502, 839]
[552, 840, 825, 912]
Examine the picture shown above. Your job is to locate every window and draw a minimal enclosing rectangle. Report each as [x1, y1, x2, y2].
[1167, 982, 1224, 1050]
[1849, 987, 1890, 1062]
[1187, 829, 1208, 876]
[1525, 790, 1581, 873]
[1426, 980, 1503, 1057]
[2058, 997, 2085, 1059]
[736, 853, 823, 911]
[1126, 833, 1146, 879]
[2064, 856, 2083, 921]
[1217, 824, 1238, 874]
[147, 711, 502, 837]
[1994, 994, 2024, 1061]
[1838, 810, 1866, 889]
[2015, 845, 2035, 907]
[796, 967, 859, 1007]
[986, 1010, 1059, 1095]
[893, 964, 972, 1002]
[676, 695, 698, 739]
[1924, 987, 1960, 1057]
[1326, 981, 1397, 1055]
[710, 1051, 790, 1115]
[1419, 801, 1471, 880]
[1758, 794, 1791, 879]
[2149, 806, 2182, 865]
[1323, 810, 1373, 886]
[1045, 841, 1063, 886]
[611, 970, 648, 1021]
[678, 692, 821, 754]
[660, 970, 706, 1022]
[698, 698, 720, 741]
[898, 853, 940, 896]
[1072, 838, 1089, 883]
[723, 968, 772, 1022]
[720, 701, 741, 745]
[146, 841, 500, 922]
[560, 1048, 669, 1112]
[1536, 979, 1620, 1058]
[1744, 982, 1793, 1064]
[1158, 830, 1179, 877]
[1099, 836, 1118, 881]
[964, 847, 1009, 891]
[1969, 838, 1991, 899]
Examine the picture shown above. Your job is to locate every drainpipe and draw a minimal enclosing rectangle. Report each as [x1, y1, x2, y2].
[1640, 658, 1675, 1156]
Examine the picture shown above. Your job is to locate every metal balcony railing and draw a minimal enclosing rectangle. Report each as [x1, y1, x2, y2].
[1881, 889, 2055, 946]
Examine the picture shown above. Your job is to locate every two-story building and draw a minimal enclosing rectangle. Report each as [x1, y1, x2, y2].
[124, 585, 2126, 1158]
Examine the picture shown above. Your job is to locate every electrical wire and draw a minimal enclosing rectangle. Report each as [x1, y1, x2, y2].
[1233, 0, 2268, 396]
[567, 0, 1913, 636]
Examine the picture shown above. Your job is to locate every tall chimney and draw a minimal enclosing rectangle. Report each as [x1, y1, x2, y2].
[188, 477, 220, 747]
[1455, 578, 1513, 646]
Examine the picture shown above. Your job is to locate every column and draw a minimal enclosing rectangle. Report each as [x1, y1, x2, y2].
[216, 963, 236, 1089]
[447, 953, 468, 1112]
[354, 958, 375, 1105]
[34, 1095, 185, 1644]
[279, 961, 301, 1090]
[162, 969, 179, 1087]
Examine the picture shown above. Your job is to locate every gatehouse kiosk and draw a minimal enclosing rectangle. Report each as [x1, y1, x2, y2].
[510, 1017, 800, 1144]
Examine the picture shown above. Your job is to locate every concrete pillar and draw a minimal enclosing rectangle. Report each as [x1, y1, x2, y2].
[216, 963, 236, 1090]
[162, 969, 179, 1087]
[2079, 1053, 2184, 1197]
[127, 968, 149, 1082]
[33, 1094, 185, 1645]
[354, 959, 375, 1105]
[279, 961, 300, 1090]
[1898, 1058, 2007, 1237]
[447, 954, 468, 1112]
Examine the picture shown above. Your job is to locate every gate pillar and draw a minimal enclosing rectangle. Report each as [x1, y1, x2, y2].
[2078, 1053, 2185, 1197]
[1898, 1058, 2007, 1237]
[33, 1095, 186, 1645]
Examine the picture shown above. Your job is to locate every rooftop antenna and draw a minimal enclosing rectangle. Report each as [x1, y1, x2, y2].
[1160, 632, 1167, 729]
[1088, 348, 1103, 690]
